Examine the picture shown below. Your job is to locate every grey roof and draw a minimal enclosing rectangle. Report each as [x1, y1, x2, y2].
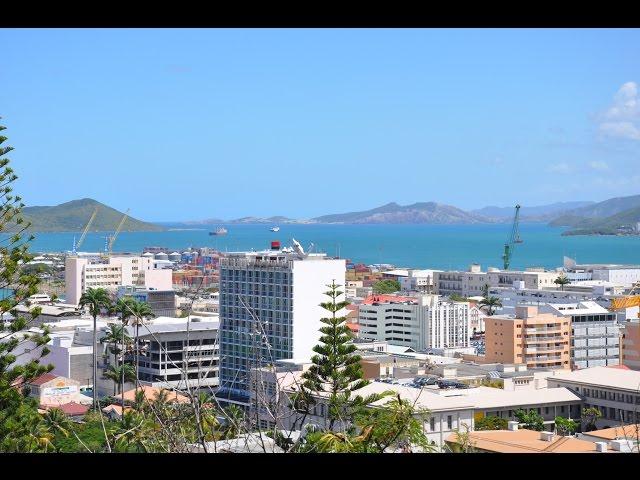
[129, 321, 219, 337]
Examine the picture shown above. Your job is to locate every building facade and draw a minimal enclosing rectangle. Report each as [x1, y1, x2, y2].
[483, 306, 571, 369]
[547, 366, 640, 428]
[65, 254, 173, 305]
[543, 302, 621, 369]
[358, 294, 471, 351]
[621, 321, 640, 370]
[217, 246, 345, 403]
[132, 317, 219, 391]
[116, 285, 177, 318]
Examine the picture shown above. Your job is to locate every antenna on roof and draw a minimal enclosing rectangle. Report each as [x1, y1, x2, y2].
[292, 238, 305, 256]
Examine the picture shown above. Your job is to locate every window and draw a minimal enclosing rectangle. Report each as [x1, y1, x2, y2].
[430, 417, 435, 431]
[447, 415, 453, 430]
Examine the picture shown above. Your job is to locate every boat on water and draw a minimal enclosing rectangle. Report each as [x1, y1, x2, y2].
[210, 227, 228, 236]
[270, 226, 280, 232]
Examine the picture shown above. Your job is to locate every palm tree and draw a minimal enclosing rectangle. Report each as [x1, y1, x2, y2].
[127, 300, 155, 390]
[554, 275, 571, 291]
[111, 296, 136, 408]
[43, 407, 73, 438]
[79, 287, 112, 409]
[479, 296, 503, 316]
[103, 364, 136, 395]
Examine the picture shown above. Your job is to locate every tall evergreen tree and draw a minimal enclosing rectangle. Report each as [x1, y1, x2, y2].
[301, 280, 384, 430]
[0, 117, 54, 452]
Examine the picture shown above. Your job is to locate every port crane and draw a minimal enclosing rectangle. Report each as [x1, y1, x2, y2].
[104, 209, 130, 256]
[72, 206, 99, 254]
[502, 204, 523, 270]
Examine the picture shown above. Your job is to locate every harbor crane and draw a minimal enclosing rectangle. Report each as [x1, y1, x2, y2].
[105, 209, 130, 256]
[501, 204, 523, 270]
[72, 206, 99, 254]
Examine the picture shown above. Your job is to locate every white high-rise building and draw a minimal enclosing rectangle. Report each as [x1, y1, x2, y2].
[358, 294, 471, 351]
[217, 242, 345, 404]
[65, 254, 173, 305]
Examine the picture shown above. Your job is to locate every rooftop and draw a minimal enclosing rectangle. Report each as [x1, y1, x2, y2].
[445, 429, 614, 453]
[548, 366, 640, 391]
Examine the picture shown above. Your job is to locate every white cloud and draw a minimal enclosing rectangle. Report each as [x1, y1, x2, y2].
[599, 82, 640, 141]
[547, 162, 571, 174]
[588, 160, 609, 171]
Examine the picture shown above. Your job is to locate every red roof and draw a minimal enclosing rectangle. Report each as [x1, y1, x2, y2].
[362, 294, 416, 305]
[30, 373, 59, 386]
[607, 364, 631, 370]
[47, 402, 90, 416]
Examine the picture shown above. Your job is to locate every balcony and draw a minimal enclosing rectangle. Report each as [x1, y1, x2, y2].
[525, 335, 565, 343]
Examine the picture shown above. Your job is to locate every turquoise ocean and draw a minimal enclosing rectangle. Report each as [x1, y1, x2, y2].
[22, 223, 640, 271]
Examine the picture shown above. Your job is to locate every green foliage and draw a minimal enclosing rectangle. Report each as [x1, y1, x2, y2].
[515, 409, 544, 431]
[475, 415, 508, 431]
[554, 416, 578, 436]
[449, 293, 471, 302]
[581, 407, 602, 432]
[478, 378, 503, 389]
[479, 296, 503, 316]
[0, 118, 55, 452]
[19, 198, 164, 233]
[300, 281, 388, 430]
[372, 279, 401, 294]
[554, 275, 571, 291]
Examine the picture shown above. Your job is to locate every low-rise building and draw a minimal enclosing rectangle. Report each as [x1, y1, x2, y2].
[446, 426, 618, 453]
[546, 366, 640, 428]
[128, 315, 219, 391]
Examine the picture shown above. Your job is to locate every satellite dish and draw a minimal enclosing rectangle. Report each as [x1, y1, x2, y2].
[292, 238, 305, 256]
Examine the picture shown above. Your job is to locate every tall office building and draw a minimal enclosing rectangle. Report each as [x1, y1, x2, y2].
[358, 294, 471, 351]
[542, 302, 621, 369]
[217, 241, 345, 404]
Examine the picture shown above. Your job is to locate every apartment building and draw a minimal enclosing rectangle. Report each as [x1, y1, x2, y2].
[65, 254, 173, 305]
[217, 243, 345, 404]
[546, 366, 640, 428]
[483, 306, 571, 369]
[621, 321, 640, 370]
[542, 302, 621, 369]
[358, 294, 471, 351]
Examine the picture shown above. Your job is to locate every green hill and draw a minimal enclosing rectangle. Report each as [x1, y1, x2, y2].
[18, 198, 164, 233]
[560, 206, 640, 236]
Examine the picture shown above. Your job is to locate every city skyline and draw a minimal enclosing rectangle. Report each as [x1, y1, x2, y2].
[2, 28, 640, 221]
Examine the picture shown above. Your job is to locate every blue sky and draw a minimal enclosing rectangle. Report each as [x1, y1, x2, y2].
[2, 28, 639, 221]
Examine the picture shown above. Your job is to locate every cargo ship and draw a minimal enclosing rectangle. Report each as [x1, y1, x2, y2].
[209, 227, 228, 236]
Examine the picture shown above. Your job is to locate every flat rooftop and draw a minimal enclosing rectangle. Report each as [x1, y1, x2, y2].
[547, 366, 640, 391]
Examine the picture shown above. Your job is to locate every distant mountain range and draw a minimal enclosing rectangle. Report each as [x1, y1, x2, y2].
[19, 198, 164, 233]
[549, 194, 640, 235]
[312, 202, 489, 224]
[18, 194, 640, 237]
[472, 201, 595, 222]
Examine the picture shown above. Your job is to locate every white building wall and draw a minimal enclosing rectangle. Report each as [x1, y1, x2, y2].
[291, 258, 346, 360]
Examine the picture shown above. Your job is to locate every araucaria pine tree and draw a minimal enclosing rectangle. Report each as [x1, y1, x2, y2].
[0, 117, 55, 452]
[301, 280, 376, 431]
